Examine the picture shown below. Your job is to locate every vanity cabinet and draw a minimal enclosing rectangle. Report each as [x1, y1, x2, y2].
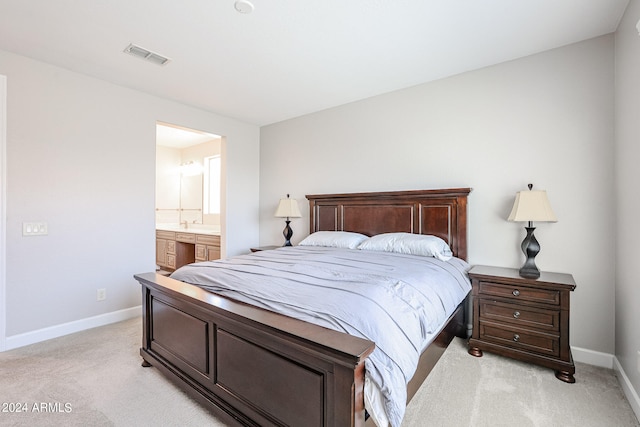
[156, 230, 219, 271]
[195, 234, 221, 262]
[156, 230, 176, 270]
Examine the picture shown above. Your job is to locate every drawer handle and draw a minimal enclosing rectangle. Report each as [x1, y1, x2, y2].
[512, 289, 520, 296]
[513, 311, 520, 319]
[513, 334, 520, 342]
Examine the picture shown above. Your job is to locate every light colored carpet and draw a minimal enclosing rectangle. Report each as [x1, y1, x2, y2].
[0, 317, 638, 427]
[403, 338, 639, 427]
[0, 317, 223, 427]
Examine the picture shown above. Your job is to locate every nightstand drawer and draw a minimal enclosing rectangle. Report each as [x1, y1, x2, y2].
[479, 300, 559, 332]
[478, 281, 560, 306]
[479, 321, 559, 357]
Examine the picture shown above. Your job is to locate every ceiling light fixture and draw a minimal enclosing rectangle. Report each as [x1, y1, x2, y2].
[234, 0, 254, 14]
[123, 43, 171, 66]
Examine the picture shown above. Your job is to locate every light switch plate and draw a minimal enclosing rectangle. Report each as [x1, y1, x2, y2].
[22, 222, 48, 236]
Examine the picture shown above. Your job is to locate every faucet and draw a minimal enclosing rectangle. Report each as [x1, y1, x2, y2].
[181, 220, 188, 229]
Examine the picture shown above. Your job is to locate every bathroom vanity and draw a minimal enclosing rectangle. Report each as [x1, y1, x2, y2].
[156, 226, 220, 271]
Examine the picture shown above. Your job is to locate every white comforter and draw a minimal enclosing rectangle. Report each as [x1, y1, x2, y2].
[170, 246, 471, 427]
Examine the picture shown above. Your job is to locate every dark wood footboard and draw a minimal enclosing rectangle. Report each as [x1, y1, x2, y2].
[136, 272, 376, 427]
[136, 272, 468, 427]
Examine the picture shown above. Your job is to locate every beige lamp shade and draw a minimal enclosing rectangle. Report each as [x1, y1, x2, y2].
[508, 189, 557, 223]
[274, 196, 301, 218]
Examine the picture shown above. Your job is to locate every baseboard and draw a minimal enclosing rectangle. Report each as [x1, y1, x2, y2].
[571, 346, 639, 422]
[4, 306, 141, 351]
[614, 357, 640, 423]
[571, 345, 615, 369]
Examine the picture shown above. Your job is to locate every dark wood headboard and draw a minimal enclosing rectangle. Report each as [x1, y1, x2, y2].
[306, 188, 471, 261]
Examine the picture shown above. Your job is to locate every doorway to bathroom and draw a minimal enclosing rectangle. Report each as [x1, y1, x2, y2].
[155, 122, 222, 272]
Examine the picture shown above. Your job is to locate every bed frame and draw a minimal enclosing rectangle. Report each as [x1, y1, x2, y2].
[135, 188, 471, 426]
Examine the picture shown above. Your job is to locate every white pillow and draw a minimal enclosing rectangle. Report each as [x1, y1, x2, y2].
[357, 232, 453, 261]
[298, 231, 370, 249]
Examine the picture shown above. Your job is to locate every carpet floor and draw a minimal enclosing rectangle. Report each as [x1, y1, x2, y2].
[0, 317, 638, 426]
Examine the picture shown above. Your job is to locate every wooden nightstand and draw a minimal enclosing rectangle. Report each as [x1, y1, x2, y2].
[249, 245, 281, 252]
[467, 265, 577, 383]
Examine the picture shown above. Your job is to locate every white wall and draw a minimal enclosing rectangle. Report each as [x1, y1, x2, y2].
[615, 0, 640, 406]
[260, 36, 615, 355]
[0, 49, 259, 340]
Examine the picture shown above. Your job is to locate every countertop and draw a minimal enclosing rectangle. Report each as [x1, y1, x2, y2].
[156, 224, 220, 236]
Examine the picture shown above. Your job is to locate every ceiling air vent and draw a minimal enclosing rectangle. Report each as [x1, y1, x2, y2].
[123, 43, 171, 66]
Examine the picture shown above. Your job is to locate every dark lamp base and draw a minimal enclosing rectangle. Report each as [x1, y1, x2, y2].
[519, 266, 541, 279]
[282, 219, 293, 246]
[519, 226, 541, 279]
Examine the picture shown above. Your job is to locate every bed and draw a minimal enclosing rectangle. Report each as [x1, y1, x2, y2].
[135, 188, 472, 426]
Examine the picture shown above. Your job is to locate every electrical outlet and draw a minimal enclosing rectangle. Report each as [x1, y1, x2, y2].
[22, 222, 48, 236]
[97, 288, 106, 301]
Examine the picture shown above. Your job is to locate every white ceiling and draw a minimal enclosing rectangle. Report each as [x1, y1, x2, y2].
[0, 0, 629, 126]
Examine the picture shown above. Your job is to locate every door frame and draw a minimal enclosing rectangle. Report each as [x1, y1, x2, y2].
[0, 75, 7, 351]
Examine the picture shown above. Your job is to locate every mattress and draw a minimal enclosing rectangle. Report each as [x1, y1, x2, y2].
[171, 246, 471, 427]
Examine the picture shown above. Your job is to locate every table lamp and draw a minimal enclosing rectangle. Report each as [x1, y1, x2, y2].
[507, 184, 557, 279]
[274, 194, 301, 246]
